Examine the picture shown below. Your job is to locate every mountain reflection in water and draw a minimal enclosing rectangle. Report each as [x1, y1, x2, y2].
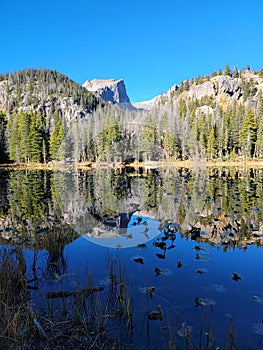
[1, 166, 263, 349]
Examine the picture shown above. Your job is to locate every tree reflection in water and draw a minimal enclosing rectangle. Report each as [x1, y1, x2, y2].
[1, 166, 263, 348]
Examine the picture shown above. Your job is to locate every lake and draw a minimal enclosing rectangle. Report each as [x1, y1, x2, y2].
[1, 166, 263, 349]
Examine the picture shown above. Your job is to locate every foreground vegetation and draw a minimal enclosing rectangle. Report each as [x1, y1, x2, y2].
[0, 248, 133, 349]
[0, 246, 240, 350]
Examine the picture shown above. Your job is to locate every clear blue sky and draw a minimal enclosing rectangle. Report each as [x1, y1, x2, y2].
[1, 0, 263, 102]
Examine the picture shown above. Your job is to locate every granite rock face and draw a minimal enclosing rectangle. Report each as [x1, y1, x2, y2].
[83, 78, 136, 110]
[188, 76, 242, 100]
[134, 74, 251, 111]
[216, 76, 242, 98]
[188, 81, 215, 99]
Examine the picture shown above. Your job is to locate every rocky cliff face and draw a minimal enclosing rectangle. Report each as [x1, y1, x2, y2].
[83, 78, 136, 110]
[187, 75, 242, 100]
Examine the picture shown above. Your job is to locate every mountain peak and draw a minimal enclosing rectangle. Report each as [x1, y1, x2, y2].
[83, 78, 136, 110]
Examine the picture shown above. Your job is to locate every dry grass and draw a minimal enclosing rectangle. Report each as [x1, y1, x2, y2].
[2, 159, 263, 171]
[0, 248, 133, 349]
[0, 246, 242, 350]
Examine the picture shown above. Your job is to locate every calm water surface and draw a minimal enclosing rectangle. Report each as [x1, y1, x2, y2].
[1, 167, 263, 349]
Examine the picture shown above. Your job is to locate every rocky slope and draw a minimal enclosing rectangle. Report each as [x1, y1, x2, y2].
[83, 78, 136, 110]
[134, 69, 263, 111]
[133, 84, 180, 110]
[0, 68, 101, 128]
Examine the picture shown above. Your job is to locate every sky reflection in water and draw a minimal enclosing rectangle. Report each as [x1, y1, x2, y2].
[1, 167, 263, 349]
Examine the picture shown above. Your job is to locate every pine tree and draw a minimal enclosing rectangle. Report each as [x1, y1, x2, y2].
[8, 112, 30, 162]
[0, 112, 8, 163]
[224, 64, 231, 76]
[222, 109, 233, 156]
[8, 111, 44, 163]
[103, 115, 122, 162]
[29, 113, 43, 162]
[207, 127, 217, 160]
[157, 112, 179, 160]
[8, 114, 20, 162]
[49, 116, 65, 161]
[179, 99, 187, 119]
[196, 114, 207, 150]
[140, 115, 156, 161]
[240, 108, 257, 158]
[162, 132, 179, 160]
[18, 112, 31, 162]
[188, 120, 199, 158]
[255, 99, 263, 158]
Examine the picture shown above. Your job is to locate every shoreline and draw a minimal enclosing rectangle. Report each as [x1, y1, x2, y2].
[1, 159, 263, 170]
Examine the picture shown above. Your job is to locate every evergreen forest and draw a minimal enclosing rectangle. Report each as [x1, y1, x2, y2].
[1, 66, 263, 164]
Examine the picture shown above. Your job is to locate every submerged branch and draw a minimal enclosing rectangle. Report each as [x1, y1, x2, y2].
[46, 286, 104, 299]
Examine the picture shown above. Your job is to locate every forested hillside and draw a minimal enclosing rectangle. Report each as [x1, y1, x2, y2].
[1, 66, 263, 164]
[0, 68, 101, 163]
[147, 66, 263, 161]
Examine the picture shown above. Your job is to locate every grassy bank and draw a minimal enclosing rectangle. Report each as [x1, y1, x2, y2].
[1, 159, 263, 171]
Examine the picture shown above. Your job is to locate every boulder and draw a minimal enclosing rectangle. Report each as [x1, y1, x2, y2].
[216, 76, 242, 98]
